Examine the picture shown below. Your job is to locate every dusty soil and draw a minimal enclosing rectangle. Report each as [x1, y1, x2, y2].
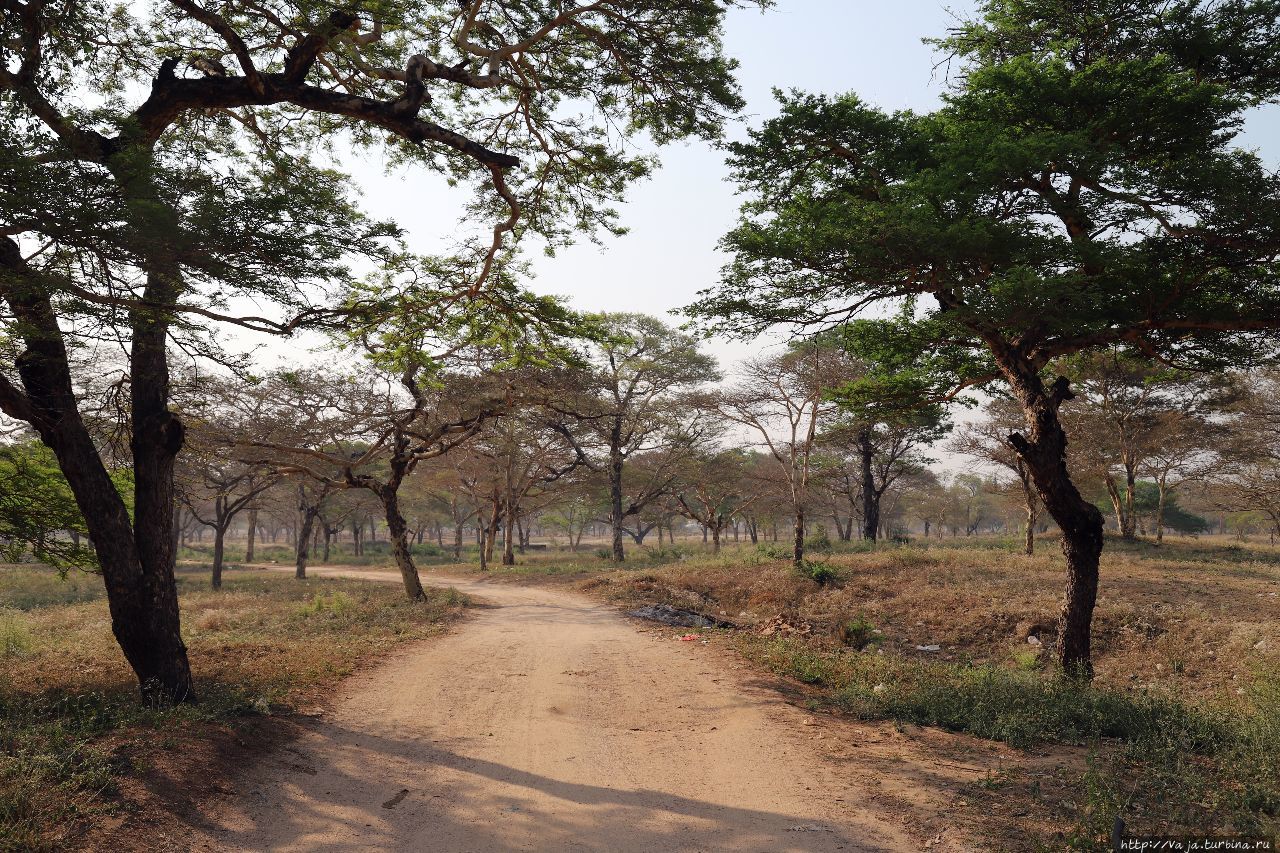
[175, 568, 1024, 852]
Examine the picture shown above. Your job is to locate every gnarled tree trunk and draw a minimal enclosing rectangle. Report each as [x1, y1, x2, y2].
[1005, 371, 1105, 678]
[609, 449, 626, 562]
[859, 430, 879, 541]
[245, 507, 257, 562]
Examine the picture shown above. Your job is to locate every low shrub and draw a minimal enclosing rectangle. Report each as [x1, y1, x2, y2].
[839, 615, 880, 651]
[798, 561, 838, 586]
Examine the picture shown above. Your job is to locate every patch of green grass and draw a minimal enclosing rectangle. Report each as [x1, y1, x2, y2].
[797, 560, 838, 586]
[0, 611, 32, 659]
[295, 590, 356, 619]
[0, 567, 103, 611]
[1010, 647, 1042, 672]
[839, 615, 880, 651]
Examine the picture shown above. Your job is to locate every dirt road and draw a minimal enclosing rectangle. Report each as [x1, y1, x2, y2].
[204, 568, 925, 852]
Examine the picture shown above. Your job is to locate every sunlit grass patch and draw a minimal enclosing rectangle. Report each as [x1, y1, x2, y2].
[0, 568, 466, 850]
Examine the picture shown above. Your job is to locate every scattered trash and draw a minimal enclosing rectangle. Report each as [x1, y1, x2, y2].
[872, 683, 888, 695]
[679, 634, 699, 642]
[628, 603, 734, 629]
[1027, 635, 1042, 646]
[758, 613, 814, 638]
[787, 824, 832, 832]
[915, 644, 941, 652]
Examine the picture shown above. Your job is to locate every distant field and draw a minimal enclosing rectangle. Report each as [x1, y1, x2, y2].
[0, 566, 466, 852]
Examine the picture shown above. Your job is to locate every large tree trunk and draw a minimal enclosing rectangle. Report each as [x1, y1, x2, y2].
[453, 522, 464, 561]
[1005, 372, 1105, 678]
[296, 508, 316, 580]
[710, 523, 721, 555]
[609, 450, 626, 563]
[502, 507, 517, 566]
[211, 503, 227, 590]
[859, 431, 879, 541]
[1024, 495, 1037, 556]
[381, 487, 425, 600]
[484, 500, 501, 564]
[1122, 462, 1138, 540]
[1017, 463, 1037, 556]
[792, 507, 805, 566]
[1155, 477, 1168, 544]
[245, 507, 257, 563]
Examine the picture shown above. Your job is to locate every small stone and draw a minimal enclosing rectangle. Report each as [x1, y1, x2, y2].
[1027, 635, 1041, 646]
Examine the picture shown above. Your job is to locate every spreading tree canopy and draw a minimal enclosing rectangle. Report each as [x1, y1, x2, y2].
[689, 0, 1280, 675]
[1, 0, 757, 703]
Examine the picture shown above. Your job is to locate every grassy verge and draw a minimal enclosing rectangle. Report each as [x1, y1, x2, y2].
[743, 635, 1278, 841]
[0, 566, 466, 852]
[566, 539, 1280, 850]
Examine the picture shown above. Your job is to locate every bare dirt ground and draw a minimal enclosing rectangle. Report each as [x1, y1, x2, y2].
[183, 567, 999, 852]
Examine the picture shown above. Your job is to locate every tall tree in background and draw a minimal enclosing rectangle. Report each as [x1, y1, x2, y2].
[670, 448, 759, 554]
[1, 1, 751, 701]
[689, 0, 1280, 675]
[1215, 369, 1280, 539]
[1058, 350, 1223, 541]
[953, 397, 1042, 555]
[550, 314, 717, 562]
[820, 402, 948, 542]
[713, 343, 849, 566]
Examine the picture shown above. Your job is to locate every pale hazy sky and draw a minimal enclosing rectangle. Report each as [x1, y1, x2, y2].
[343, 1, 986, 370]
[336, 1, 1277, 373]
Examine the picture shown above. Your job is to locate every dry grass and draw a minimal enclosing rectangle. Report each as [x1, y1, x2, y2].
[0, 565, 467, 852]
[565, 536, 1280, 850]
[564, 536, 1280, 703]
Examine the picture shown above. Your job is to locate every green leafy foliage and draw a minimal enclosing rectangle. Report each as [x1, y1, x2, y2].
[690, 0, 1280, 393]
[0, 444, 130, 572]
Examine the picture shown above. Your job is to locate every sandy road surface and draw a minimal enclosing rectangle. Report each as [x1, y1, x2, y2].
[202, 568, 922, 852]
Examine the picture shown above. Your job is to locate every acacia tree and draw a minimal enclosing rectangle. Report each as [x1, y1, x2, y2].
[1, 1, 752, 703]
[549, 313, 717, 562]
[244, 366, 506, 598]
[670, 448, 758, 554]
[1214, 369, 1280, 538]
[820, 404, 948, 542]
[1058, 350, 1224, 540]
[175, 444, 276, 589]
[712, 343, 848, 566]
[0, 440, 111, 570]
[689, 0, 1280, 675]
[468, 401, 580, 566]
